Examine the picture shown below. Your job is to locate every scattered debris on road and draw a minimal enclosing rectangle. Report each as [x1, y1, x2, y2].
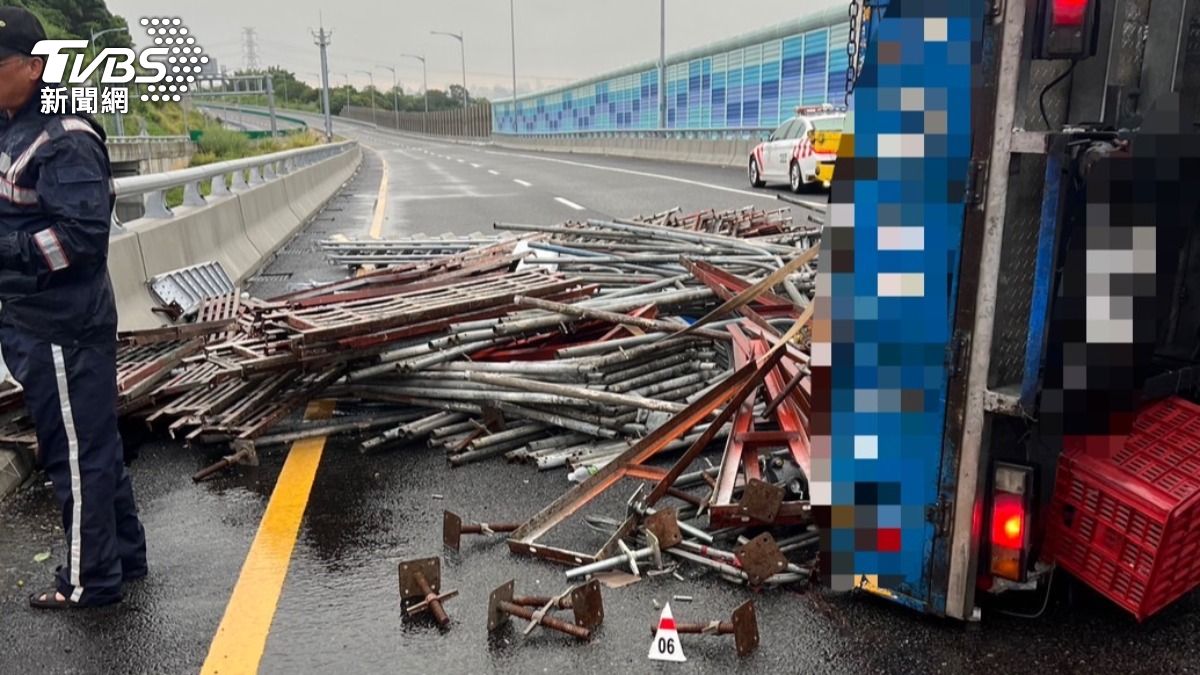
[652, 600, 760, 657]
[487, 578, 605, 642]
[0, 203, 826, 655]
[398, 556, 457, 628]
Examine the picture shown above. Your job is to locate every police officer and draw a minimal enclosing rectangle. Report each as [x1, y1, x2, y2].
[0, 7, 147, 609]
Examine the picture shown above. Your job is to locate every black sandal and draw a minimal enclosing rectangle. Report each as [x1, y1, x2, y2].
[28, 589, 81, 610]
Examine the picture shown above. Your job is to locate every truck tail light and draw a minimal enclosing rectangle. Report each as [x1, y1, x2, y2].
[1035, 0, 1099, 60]
[989, 464, 1034, 582]
[1050, 0, 1088, 25]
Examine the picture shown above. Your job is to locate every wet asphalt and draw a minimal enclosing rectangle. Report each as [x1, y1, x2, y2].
[1, 122, 1198, 674]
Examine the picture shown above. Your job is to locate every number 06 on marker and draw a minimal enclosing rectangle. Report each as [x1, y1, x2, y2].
[649, 603, 687, 662]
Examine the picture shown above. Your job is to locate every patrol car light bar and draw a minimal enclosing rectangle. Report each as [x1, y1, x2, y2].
[795, 104, 846, 115]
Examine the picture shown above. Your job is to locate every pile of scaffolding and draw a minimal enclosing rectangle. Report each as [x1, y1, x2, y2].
[0, 203, 825, 600]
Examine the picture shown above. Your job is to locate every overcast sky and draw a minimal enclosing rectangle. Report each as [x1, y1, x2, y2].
[105, 0, 843, 99]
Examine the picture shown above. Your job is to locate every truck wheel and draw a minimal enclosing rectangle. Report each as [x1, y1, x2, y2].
[749, 158, 765, 188]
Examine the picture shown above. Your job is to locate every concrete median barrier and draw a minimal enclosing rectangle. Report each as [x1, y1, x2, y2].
[109, 145, 362, 334]
[133, 196, 263, 283]
[239, 176, 303, 258]
[284, 162, 329, 224]
[307, 146, 361, 208]
[109, 229, 159, 331]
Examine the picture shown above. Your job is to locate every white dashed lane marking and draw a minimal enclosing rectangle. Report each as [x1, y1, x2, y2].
[554, 197, 586, 211]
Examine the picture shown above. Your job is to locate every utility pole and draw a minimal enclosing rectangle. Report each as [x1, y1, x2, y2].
[341, 73, 351, 113]
[659, 0, 666, 130]
[311, 23, 333, 140]
[265, 76, 278, 136]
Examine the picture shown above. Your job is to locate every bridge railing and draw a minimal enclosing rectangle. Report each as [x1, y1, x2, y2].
[491, 127, 774, 142]
[107, 135, 193, 145]
[113, 140, 356, 221]
[341, 104, 492, 138]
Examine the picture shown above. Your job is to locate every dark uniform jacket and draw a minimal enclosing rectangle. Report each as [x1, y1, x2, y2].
[0, 86, 116, 346]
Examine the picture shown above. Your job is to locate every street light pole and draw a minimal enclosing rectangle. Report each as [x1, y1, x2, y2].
[400, 53, 428, 135]
[659, 0, 666, 130]
[510, 0, 517, 133]
[90, 27, 128, 135]
[357, 70, 376, 125]
[430, 30, 467, 107]
[378, 65, 399, 129]
[341, 73, 351, 112]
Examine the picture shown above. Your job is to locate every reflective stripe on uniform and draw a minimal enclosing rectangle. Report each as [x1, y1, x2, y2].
[6, 130, 49, 184]
[34, 228, 69, 271]
[7, 117, 102, 185]
[59, 116, 102, 140]
[0, 177, 38, 205]
[51, 344, 85, 603]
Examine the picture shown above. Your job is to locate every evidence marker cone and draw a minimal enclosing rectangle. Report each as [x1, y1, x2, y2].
[648, 602, 686, 662]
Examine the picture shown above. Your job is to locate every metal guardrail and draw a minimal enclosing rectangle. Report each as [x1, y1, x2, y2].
[194, 102, 310, 130]
[107, 135, 193, 145]
[113, 140, 356, 220]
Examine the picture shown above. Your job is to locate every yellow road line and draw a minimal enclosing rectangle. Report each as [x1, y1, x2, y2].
[357, 154, 390, 278]
[368, 157, 389, 240]
[200, 400, 334, 675]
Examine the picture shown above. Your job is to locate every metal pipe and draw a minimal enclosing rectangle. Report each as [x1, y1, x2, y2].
[552, 333, 680, 359]
[675, 539, 806, 575]
[463, 423, 544, 450]
[495, 600, 591, 640]
[495, 401, 618, 439]
[250, 411, 424, 448]
[511, 594, 573, 610]
[366, 386, 615, 407]
[464, 372, 686, 414]
[598, 349, 706, 382]
[512, 295, 729, 341]
[607, 362, 705, 393]
[449, 435, 536, 466]
[565, 546, 655, 579]
[630, 372, 706, 398]
[414, 572, 451, 627]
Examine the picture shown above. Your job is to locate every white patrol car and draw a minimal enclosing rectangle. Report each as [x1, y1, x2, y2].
[748, 105, 847, 193]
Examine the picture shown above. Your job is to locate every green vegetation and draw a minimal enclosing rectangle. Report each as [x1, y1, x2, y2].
[163, 127, 323, 206]
[197, 68, 486, 117]
[0, 0, 131, 44]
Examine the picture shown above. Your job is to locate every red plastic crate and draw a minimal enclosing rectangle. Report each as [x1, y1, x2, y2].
[1046, 397, 1200, 622]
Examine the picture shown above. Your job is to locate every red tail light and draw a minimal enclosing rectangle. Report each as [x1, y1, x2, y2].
[989, 464, 1034, 581]
[1050, 0, 1088, 25]
[1036, 0, 1098, 60]
[991, 493, 1026, 548]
